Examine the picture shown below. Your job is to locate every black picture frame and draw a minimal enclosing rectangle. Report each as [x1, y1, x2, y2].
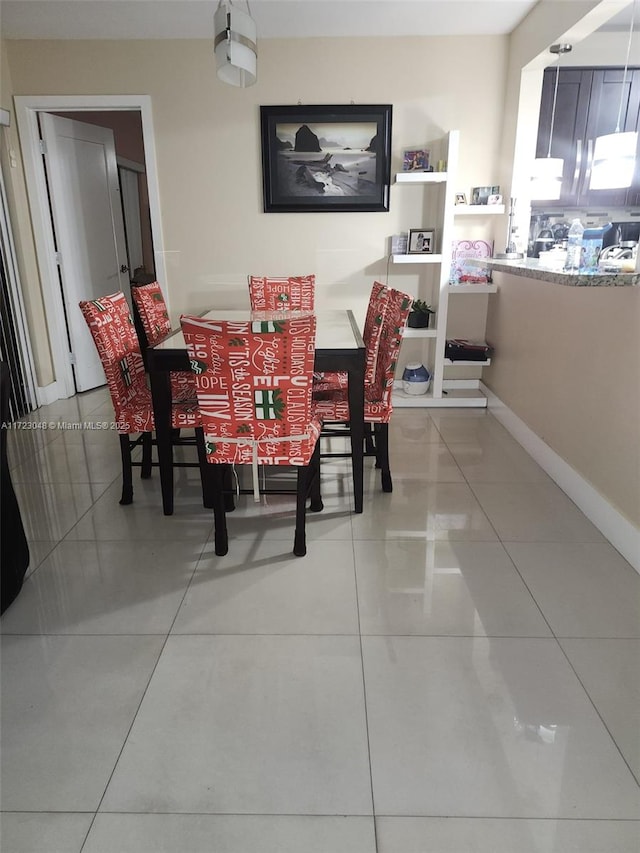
[260, 104, 392, 213]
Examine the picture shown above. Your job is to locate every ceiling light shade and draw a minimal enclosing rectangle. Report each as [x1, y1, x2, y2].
[530, 156, 563, 200]
[530, 43, 572, 200]
[590, 0, 637, 190]
[590, 131, 638, 189]
[214, 0, 257, 88]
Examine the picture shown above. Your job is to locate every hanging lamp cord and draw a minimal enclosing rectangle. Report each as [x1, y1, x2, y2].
[616, 0, 637, 132]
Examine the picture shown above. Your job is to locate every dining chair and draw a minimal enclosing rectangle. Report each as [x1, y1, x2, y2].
[313, 280, 388, 394]
[131, 280, 196, 402]
[180, 313, 323, 557]
[313, 287, 412, 493]
[79, 291, 207, 506]
[248, 274, 315, 312]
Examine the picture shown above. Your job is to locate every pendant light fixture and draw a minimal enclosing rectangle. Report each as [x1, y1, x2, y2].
[590, 0, 637, 190]
[530, 43, 572, 200]
[214, 0, 257, 88]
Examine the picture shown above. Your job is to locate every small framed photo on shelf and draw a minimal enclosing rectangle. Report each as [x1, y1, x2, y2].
[487, 193, 503, 205]
[455, 192, 467, 205]
[402, 149, 430, 171]
[471, 185, 500, 205]
[408, 228, 435, 254]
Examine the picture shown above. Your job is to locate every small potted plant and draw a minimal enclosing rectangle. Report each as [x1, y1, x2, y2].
[407, 299, 435, 329]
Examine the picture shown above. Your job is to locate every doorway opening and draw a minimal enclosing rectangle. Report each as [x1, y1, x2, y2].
[15, 95, 166, 401]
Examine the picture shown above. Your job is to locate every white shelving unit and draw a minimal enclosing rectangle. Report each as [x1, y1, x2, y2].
[453, 204, 505, 215]
[391, 130, 497, 409]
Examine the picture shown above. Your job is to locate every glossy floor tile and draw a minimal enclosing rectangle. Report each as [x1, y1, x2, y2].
[83, 814, 376, 853]
[375, 817, 640, 853]
[172, 539, 358, 635]
[1, 540, 200, 635]
[505, 542, 640, 637]
[2, 397, 638, 852]
[1, 635, 163, 811]
[0, 813, 93, 853]
[351, 482, 498, 541]
[362, 636, 640, 818]
[355, 540, 551, 637]
[471, 481, 606, 542]
[560, 638, 640, 781]
[100, 635, 372, 815]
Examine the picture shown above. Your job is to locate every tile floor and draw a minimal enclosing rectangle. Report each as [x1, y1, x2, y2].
[1, 388, 639, 852]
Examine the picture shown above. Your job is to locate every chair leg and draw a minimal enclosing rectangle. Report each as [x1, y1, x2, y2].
[375, 423, 393, 492]
[141, 431, 153, 479]
[196, 427, 214, 508]
[294, 467, 309, 557]
[211, 466, 229, 556]
[222, 465, 236, 512]
[119, 434, 134, 505]
[364, 422, 376, 456]
[308, 442, 323, 513]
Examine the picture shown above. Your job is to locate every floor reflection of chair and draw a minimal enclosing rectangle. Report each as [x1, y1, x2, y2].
[79, 291, 209, 506]
[248, 274, 315, 311]
[314, 286, 411, 494]
[180, 313, 324, 556]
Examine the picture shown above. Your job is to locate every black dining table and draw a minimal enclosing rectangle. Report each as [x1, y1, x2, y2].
[146, 308, 366, 516]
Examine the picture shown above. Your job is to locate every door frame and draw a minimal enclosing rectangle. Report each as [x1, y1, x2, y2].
[15, 95, 167, 399]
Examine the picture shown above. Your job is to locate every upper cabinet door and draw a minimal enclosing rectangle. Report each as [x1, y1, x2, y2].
[535, 68, 592, 208]
[534, 66, 640, 209]
[581, 68, 640, 208]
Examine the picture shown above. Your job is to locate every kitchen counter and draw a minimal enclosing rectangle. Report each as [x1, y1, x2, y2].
[468, 256, 640, 287]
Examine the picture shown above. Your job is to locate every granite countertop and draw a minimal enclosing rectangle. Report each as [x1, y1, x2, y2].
[470, 257, 640, 287]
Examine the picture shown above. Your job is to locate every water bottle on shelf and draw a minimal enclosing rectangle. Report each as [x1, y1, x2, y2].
[564, 218, 584, 272]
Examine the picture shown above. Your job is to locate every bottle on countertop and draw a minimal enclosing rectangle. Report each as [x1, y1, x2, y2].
[564, 218, 584, 272]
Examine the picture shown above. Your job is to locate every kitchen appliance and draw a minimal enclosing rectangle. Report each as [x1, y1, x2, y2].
[532, 227, 555, 257]
[599, 241, 637, 261]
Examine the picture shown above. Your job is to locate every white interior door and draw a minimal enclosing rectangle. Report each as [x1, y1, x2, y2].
[40, 113, 130, 392]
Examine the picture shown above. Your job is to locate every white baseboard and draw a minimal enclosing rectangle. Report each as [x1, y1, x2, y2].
[480, 383, 640, 575]
[36, 382, 60, 406]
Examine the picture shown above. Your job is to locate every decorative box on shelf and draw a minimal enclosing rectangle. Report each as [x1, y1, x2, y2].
[450, 239, 493, 285]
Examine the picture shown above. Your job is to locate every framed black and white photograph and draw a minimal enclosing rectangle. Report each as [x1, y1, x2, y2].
[455, 192, 467, 205]
[408, 228, 435, 254]
[260, 104, 392, 213]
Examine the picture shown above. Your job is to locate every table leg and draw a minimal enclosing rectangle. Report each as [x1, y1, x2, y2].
[348, 353, 365, 514]
[148, 368, 174, 516]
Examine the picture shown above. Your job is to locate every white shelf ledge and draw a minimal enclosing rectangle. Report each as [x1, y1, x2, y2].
[392, 253, 442, 264]
[454, 204, 505, 215]
[402, 327, 437, 338]
[448, 284, 498, 293]
[392, 388, 488, 408]
[395, 171, 448, 183]
[444, 358, 491, 366]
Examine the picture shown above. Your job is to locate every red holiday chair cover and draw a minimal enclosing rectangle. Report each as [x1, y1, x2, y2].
[80, 292, 202, 505]
[313, 280, 388, 393]
[131, 281, 196, 402]
[313, 287, 412, 493]
[248, 275, 315, 312]
[180, 314, 324, 556]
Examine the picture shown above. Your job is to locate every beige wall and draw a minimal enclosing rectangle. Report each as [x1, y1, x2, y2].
[5, 35, 506, 361]
[484, 274, 640, 528]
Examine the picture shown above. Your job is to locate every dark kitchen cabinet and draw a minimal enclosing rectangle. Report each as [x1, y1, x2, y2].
[535, 66, 640, 208]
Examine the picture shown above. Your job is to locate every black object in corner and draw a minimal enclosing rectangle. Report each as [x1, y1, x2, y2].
[1, 361, 29, 614]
